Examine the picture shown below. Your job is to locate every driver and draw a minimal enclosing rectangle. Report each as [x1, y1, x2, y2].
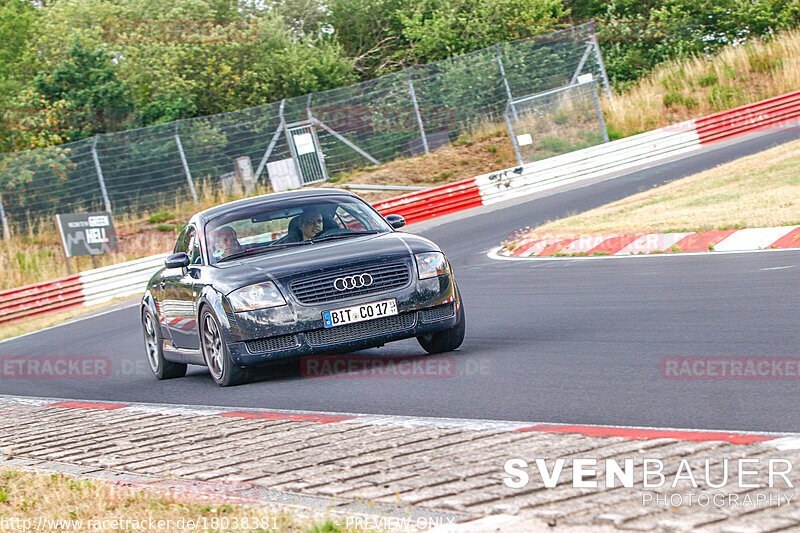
[211, 226, 242, 259]
[298, 209, 324, 241]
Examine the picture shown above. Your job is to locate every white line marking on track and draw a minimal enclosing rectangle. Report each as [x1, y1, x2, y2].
[759, 265, 796, 271]
[0, 300, 140, 345]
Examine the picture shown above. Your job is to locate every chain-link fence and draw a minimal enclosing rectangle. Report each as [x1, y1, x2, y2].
[505, 79, 609, 165]
[0, 22, 609, 238]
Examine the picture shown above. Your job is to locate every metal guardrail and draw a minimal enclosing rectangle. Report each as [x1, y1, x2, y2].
[3, 88, 799, 325]
[80, 254, 169, 307]
[339, 184, 429, 192]
[372, 180, 483, 224]
[0, 256, 167, 325]
[695, 89, 800, 145]
[0, 275, 84, 325]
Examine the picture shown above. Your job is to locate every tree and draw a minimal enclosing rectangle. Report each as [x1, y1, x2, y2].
[0, 0, 39, 152]
[396, 0, 568, 64]
[33, 43, 133, 140]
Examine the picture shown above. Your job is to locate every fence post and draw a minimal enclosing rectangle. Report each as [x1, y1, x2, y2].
[496, 44, 517, 120]
[174, 123, 199, 204]
[590, 82, 610, 143]
[589, 22, 613, 100]
[253, 99, 286, 183]
[504, 111, 524, 166]
[570, 43, 594, 86]
[0, 192, 9, 242]
[91, 136, 112, 213]
[407, 67, 429, 155]
[305, 94, 330, 182]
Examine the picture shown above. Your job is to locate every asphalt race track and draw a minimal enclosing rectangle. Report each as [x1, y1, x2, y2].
[1, 127, 799, 433]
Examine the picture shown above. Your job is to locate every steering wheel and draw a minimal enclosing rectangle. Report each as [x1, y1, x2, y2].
[314, 227, 348, 238]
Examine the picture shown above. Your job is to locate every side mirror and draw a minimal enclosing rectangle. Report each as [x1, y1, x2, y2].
[165, 252, 190, 269]
[385, 214, 406, 229]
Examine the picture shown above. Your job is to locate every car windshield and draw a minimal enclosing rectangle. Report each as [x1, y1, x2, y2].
[204, 195, 392, 265]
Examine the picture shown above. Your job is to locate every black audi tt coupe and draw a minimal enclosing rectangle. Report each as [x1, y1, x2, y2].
[140, 189, 465, 386]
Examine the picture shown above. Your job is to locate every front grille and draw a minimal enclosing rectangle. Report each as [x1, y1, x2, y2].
[305, 312, 417, 346]
[290, 263, 410, 304]
[245, 334, 299, 354]
[420, 303, 455, 323]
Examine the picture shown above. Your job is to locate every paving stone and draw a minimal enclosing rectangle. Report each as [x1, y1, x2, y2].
[717, 517, 800, 533]
[1, 399, 798, 533]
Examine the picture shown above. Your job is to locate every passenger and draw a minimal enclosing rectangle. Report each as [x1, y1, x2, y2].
[298, 209, 325, 241]
[211, 226, 242, 259]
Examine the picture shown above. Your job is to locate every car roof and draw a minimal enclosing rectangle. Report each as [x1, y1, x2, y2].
[195, 189, 361, 224]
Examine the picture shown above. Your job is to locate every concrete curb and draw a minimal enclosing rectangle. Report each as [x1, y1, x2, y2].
[1, 394, 796, 446]
[1, 395, 800, 531]
[494, 225, 800, 260]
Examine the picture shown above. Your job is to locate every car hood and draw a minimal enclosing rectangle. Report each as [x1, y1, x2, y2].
[211, 232, 439, 295]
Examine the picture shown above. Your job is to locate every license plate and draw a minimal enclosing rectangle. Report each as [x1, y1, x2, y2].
[323, 299, 398, 328]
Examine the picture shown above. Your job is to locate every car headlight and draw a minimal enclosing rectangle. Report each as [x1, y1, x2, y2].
[228, 281, 286, 312]
[416, 252, 449, 279]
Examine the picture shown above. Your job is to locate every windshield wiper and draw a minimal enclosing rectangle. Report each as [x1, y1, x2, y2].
[311, 230, 381, 243]
[217, 241, 311, 262]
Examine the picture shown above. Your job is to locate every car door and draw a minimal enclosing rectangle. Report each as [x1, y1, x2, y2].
[162, 225, 202, 349]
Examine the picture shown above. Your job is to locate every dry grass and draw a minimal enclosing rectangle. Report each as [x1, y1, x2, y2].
[525, 138, 800, 237]
[603, 28, 800, 136]
[0, 467, 373, 532]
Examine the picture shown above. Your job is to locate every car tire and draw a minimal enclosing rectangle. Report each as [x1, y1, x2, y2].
[142, 309, 187, 380]
[200, 307, 249, 387]
[417, 299, 466, 354]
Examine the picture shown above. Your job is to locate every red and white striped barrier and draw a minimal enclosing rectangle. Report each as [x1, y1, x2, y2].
[372, 179, 483, 225]
[3, 90, 799, 325]
[696, 89, 800, 145]
[497, 226, 800, 258]
[0, 254, 167, 325]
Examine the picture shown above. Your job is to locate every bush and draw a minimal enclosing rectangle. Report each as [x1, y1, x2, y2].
[663, 92, 684, 108]
[709, 86, 745, 111]
[148, 212, 173, 224]
[698, 74, 718, 87]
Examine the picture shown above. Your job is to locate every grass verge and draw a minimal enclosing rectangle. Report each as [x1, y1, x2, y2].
[0, 467, 374, 533]
[604, 28, 800, 137]
[518, 137, 800, 238]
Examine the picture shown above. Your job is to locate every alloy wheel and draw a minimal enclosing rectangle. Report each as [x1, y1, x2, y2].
[203, 314, 224, 379]
[143, 313, 160, 373]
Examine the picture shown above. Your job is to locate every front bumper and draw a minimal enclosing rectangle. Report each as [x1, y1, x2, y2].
[224, 273, 459, 367]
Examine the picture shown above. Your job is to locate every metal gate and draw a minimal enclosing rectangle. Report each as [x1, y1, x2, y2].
[285, 121, 328, 185]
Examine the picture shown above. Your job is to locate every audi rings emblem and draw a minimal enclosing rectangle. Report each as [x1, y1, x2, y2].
[333, 273, 374, 291]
